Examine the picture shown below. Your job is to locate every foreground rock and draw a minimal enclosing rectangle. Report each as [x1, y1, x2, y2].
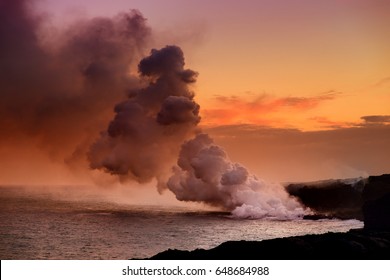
[150, 230, 390, 260]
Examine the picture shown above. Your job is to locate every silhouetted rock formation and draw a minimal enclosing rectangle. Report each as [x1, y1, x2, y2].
[150, 230, 390, 260]
[362, 174, 390, 201]
[362, 174, 390, 231]
[363, 193, 390, 231]
[285, 178, 365, 219]
[286, 174, 390, 221]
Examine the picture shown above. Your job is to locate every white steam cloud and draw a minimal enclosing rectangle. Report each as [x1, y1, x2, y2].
[88, 46, 200, 191]
[168, 134, 305, 219]
[89, 46, 306, 219]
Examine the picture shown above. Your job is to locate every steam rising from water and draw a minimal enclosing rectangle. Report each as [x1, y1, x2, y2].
[1, 0, 305, 218]
[89, 46, 306, 219]
[168, 134, 305, 219]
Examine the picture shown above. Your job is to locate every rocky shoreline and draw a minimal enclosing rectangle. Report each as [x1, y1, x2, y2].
[149, 174, 390, 260]
[150, 229, 390, 260]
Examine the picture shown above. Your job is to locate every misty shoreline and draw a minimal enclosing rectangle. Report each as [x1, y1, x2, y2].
[148, 174, 390, 260]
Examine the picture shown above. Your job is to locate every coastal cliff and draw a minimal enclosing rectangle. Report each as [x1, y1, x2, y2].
[286, 174, 390, 221]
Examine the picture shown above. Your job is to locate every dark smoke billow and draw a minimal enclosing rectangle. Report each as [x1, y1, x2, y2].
[0, 0, 150, 166]
[89, 46, 305, 219]
[88, 46, 200, 191]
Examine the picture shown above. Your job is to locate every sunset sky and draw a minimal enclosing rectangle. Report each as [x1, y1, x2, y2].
[0, 0, 389, 187]
[38, 0, 390, 130]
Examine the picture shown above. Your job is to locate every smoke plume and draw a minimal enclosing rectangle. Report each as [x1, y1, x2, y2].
[0, 0, 150, 173]
[88, 46, 200, 190]
[1, 0, 305, 218]
[89, 46, 305, 219]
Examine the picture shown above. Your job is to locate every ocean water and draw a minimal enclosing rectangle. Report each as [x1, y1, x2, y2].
[0, 186, 363, 260]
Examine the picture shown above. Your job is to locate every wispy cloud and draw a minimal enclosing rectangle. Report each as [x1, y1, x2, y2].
[309, 115, 390, 130]
[372, 77, 390, 88]
[204, 123, 390, 181]
[361, 115, 390, 124]
[308, 116, 353, 129]
[202, 91, 341, 126]
[214, 91, 339, 110]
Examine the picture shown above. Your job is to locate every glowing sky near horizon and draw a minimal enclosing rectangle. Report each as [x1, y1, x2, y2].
[0, 0, 389, 186]
[37, 0, 390, 130]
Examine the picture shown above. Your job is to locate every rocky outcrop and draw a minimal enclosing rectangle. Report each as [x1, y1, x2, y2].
[362, 174, 390, 201]
[363, 193, 390, 230]
[286, 179, 364, 219]
[286, 174, 390, 222]
[362, 174, 390, 231]
[150, 230, 390, 260]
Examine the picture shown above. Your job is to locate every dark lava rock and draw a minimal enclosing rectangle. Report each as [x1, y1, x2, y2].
[361, 174, 390, 230]
[363, 193, 390, 231]
[150, 230, 390, 260]
[303, 214, 331, 220]
[286, 178, 365, 219]
[286, 174, 390, 221]
[362, 174, 390, 201]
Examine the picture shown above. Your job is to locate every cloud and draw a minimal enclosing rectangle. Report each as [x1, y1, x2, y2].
[361, 115, 390, 124]
[215, 91, 339, 110]
[372, 77, 390, 88]
[308, 115, 390, 130]
[309, 116, 353, 129]
[205, 124, 390, 182]
[202, 91, 340, 126]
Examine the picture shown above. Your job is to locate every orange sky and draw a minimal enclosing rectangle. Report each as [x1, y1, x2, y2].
[0, 0, 389, 186]
[38, 0, 390, 131]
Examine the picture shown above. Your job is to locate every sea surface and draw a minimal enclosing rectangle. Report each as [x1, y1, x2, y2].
[0, 186, 363, 259]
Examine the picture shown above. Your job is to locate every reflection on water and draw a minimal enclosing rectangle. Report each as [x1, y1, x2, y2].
[0, 186, 363, 259]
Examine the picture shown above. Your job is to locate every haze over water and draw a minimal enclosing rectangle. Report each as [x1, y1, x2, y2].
[0, 186, 363, 259]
